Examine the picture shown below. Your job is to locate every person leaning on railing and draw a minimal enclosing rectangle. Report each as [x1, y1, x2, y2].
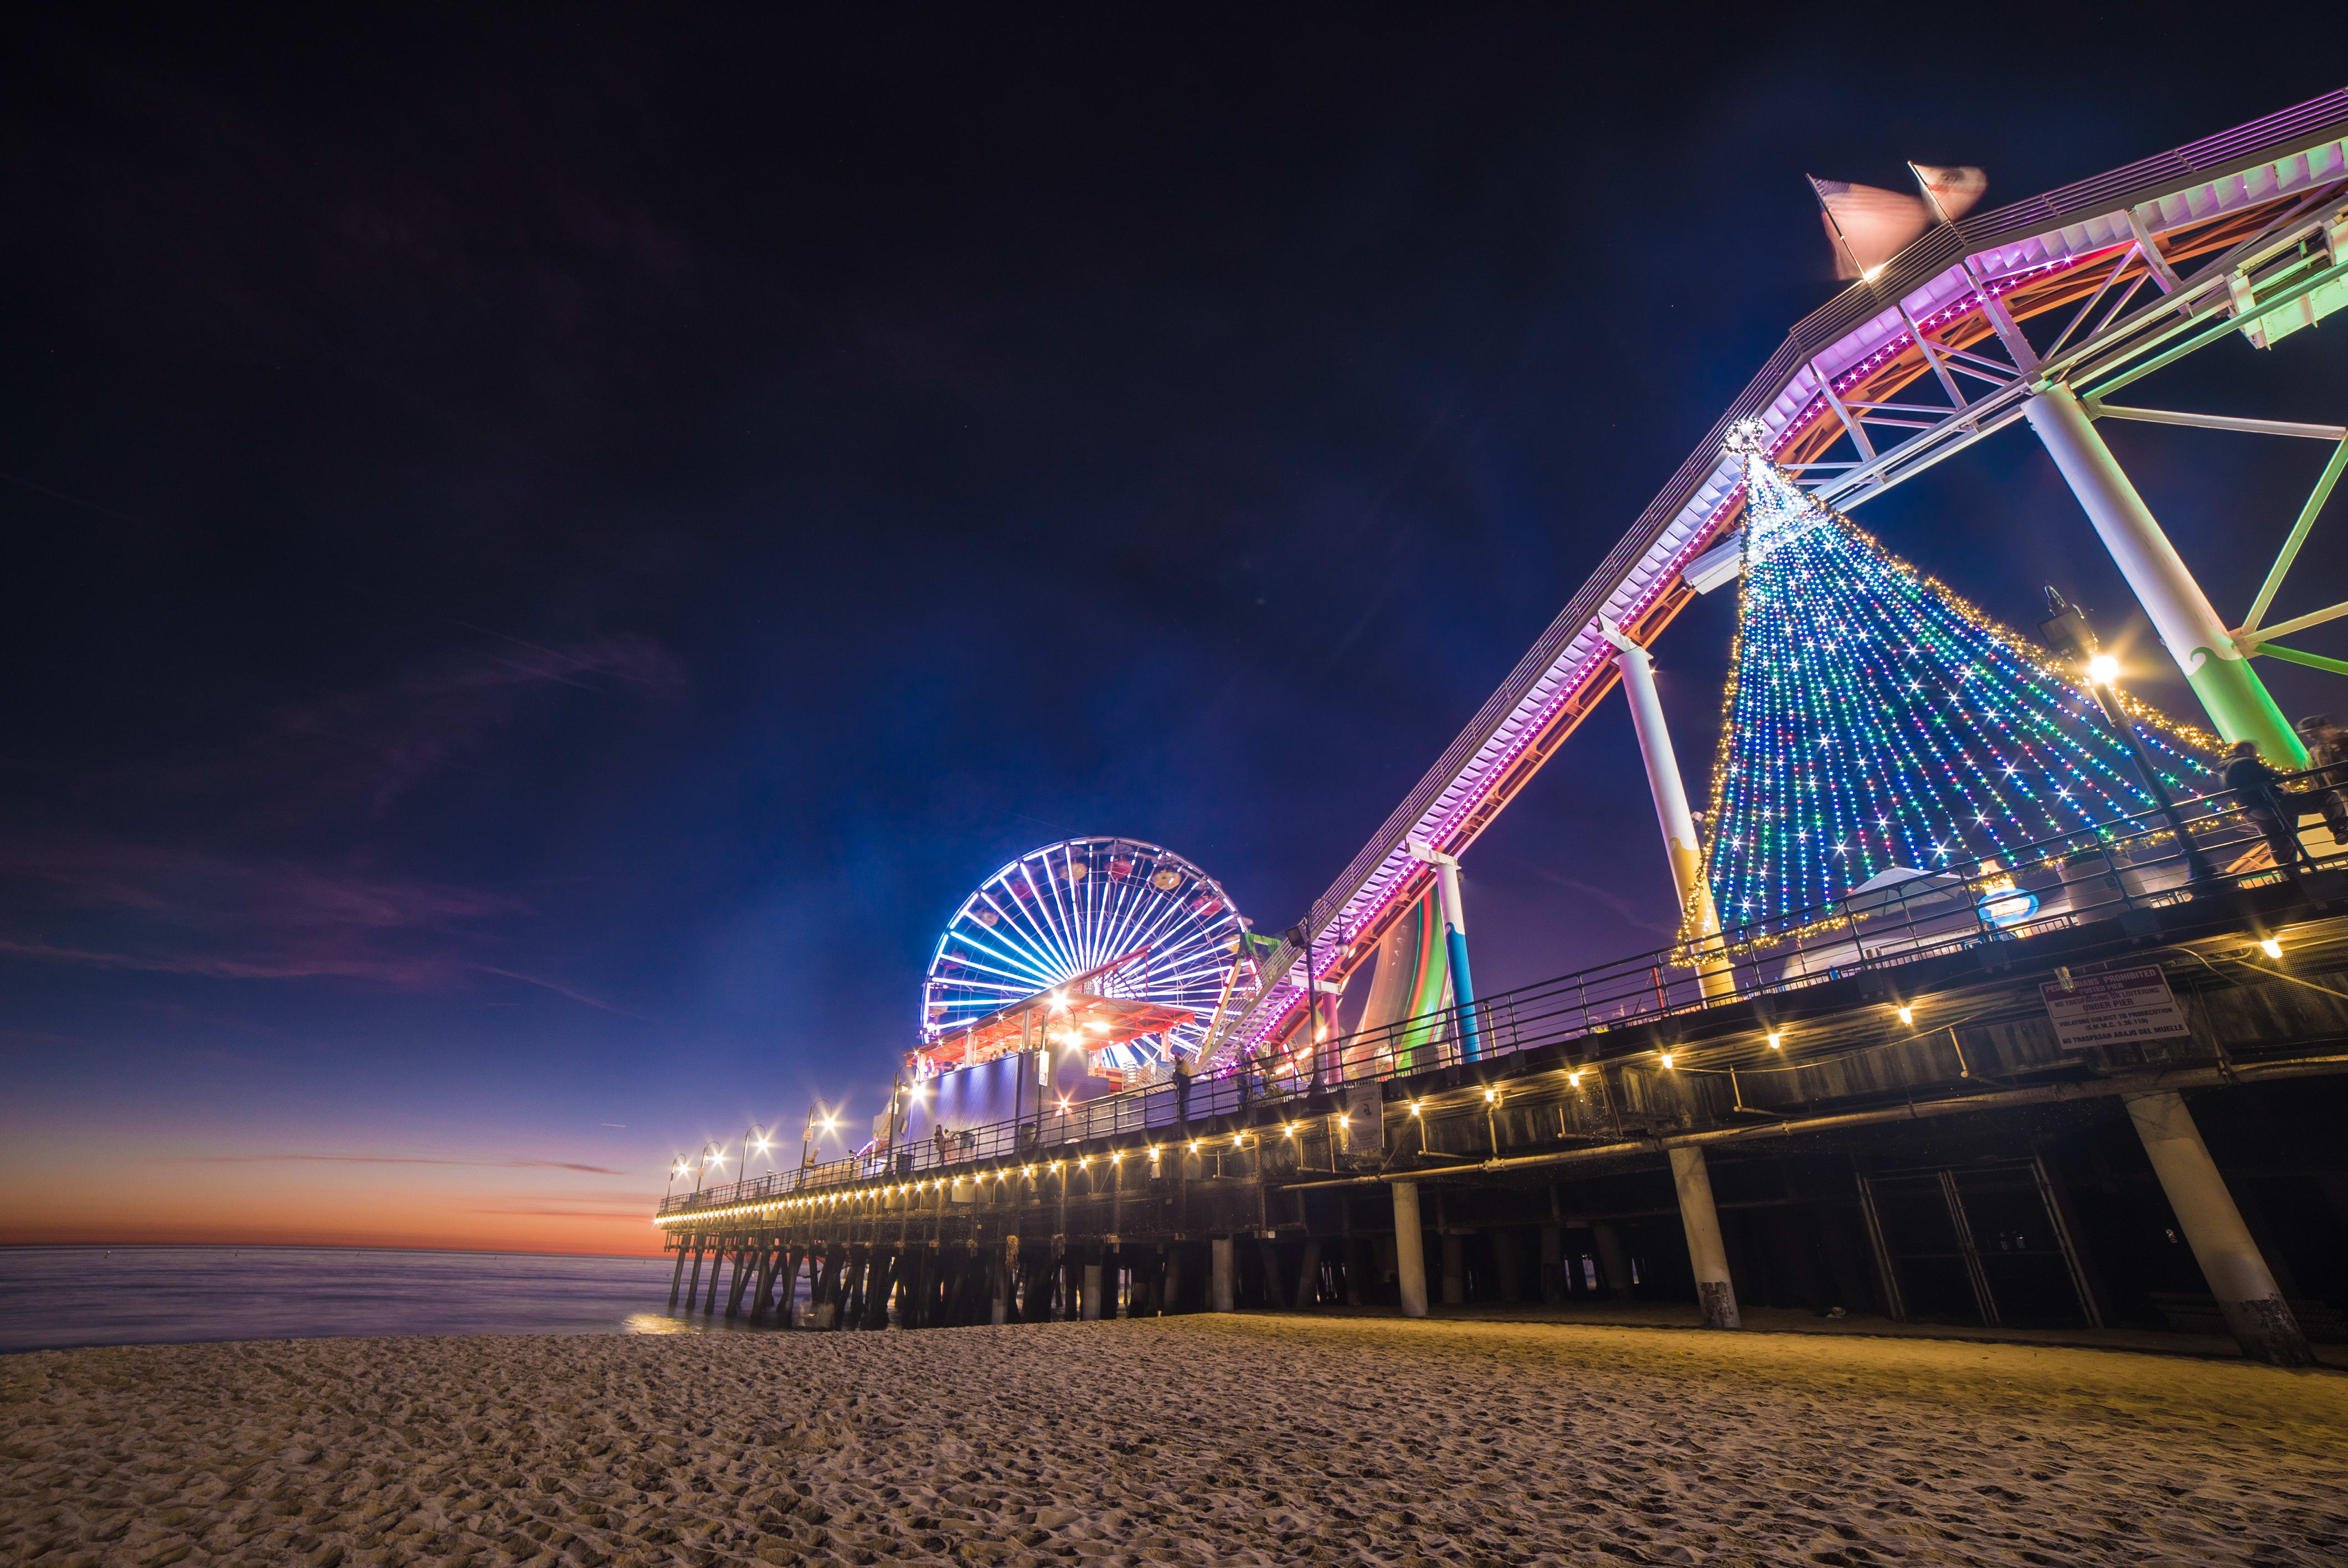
[2223, 738, 2341, 873]
[2300, 713, 2348, 803]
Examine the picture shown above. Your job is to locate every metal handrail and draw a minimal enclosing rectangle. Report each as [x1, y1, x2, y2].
[658, 771, 2341, 1215]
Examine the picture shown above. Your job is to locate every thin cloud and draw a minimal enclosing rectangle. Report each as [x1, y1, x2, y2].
[472, 964, 647, 1020]
[0, 937, 450, 984]
[184, 1153, 630, 1175]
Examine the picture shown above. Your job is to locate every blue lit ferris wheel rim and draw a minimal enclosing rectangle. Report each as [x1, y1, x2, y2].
[921, 837, 1245, 1073]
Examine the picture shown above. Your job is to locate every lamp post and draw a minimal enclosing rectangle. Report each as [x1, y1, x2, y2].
[744, 1124, 774, 1192]
[665, 1159, 689, 1203]
[802, 1103, 840, 1172]
[2038, 589, 2219, 887]
[689, 1140, 720, 1198]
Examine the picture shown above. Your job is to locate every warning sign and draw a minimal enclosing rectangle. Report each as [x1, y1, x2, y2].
[2040, 964, 2191, 1051]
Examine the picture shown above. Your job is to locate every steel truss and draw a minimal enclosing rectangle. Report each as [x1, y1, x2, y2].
[1215, 87, 2348, 1065]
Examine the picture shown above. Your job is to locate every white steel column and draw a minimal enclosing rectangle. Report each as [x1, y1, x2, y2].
[1391, 1182, 1429, 1318]
[2125, 1091, 2311, 1365]
[1406, 841, 1485, 1061]
[1669, 1147, 1742, 1329]
[1602, 621, 1732, 998]
[2024, 382, 2306, 766]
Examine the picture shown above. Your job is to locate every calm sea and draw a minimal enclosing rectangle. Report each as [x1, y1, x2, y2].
[0, 1247, 714, 1354]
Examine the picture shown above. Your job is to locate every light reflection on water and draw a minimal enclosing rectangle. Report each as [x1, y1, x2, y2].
[0, 1247, 715, 1353]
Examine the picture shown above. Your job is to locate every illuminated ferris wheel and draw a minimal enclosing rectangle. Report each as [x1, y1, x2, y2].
[921, 838, 1248, 1076]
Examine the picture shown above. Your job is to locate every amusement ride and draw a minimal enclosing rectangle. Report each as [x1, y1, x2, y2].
[914, 837, 1254, 1085]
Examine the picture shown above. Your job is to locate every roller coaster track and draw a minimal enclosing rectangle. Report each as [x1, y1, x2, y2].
[1217, 86, 2348, 1064]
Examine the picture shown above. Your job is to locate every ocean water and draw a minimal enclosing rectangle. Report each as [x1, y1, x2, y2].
[0, 1246, 714, 1354]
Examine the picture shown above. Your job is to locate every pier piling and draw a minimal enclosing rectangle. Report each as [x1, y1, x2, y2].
[2125, 1091, 2313, 1365]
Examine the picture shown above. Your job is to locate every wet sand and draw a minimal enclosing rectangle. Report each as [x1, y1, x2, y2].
[6, 1314, 2345, 1566]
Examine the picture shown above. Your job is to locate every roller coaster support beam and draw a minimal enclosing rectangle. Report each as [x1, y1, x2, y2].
[1601, 619, 1733, 999]
[1406, 840, 1484, 1062]
[2024, 381, 2307, 767]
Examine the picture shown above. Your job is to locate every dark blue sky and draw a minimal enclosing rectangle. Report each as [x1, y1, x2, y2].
[4, 8, 2343, 1249]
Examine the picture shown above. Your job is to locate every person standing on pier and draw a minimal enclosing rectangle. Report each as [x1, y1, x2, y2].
[2225, 740, 2324, 871]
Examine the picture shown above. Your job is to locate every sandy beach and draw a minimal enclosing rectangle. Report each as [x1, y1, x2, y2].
[7, 1315, 2346, 1567]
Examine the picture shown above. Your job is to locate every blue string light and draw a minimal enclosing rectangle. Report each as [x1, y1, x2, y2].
[1697, 455, 2217, 929]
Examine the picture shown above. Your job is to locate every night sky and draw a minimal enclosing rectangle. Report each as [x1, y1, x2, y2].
[5, 10, 2344, 1253]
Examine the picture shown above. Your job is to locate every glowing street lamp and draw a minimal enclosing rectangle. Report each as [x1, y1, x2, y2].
[689, 1140, 722, 1198]
[801, 1102, 829, 1170]
[2038, 589, 2217, 886]
[744, 1124, 775, 1190]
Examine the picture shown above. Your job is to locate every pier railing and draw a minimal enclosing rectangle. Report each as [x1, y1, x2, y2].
[658, 771, 2344, 1216]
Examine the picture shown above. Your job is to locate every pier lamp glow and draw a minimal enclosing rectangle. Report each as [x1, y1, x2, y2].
[1187, 1140, 1201, 1154]
[1482, 1086, 1498, 1103]
[1896, 1005, 1914, 1027]
[1408, 1101, 1423, 1117]
[1568, 1070, 1584, 1087]
[2088, 653, 2120, 684]
[2259, 937, 2284, 960]
[1767, 1031, 1784, 1050]
[1659, 1052, 1676, 1069]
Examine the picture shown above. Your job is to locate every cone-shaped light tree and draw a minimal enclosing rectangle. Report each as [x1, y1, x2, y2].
[1697, 445, 2218, 931]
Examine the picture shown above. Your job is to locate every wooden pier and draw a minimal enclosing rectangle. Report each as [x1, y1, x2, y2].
[660, 873, 2348, 1363]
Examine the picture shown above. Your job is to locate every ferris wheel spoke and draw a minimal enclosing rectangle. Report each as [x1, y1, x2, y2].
[1022, 849, 1082, 976]
[1115, 876, 1196, 957]
[941, 941, 1060, 995]
[921, 837, 1247, 1058]
[1095, 872, 1150, 978]
[1054, 842, 1094, 969]
[956, 910, 1067, 988]
[999, 866, 1079, 981]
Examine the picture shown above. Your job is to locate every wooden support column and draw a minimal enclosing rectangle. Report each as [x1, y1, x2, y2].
[667, 1241, 689, 1311]
[1592, 1221, 1632, 1299]
[724, 1241, 754, 1320]
[682, 1237, 706, 1313]
[1294, 1237, 1322, 1311]
[1258, 1237, 1287, 1310]
[748, 1240, 779, 1325]
[1392, 1183, 1428, 1318]
[2127, 1091, 2313, 1366]
[1670, 1147, 1742, 1329]
[777, 1247, 805, 1328]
